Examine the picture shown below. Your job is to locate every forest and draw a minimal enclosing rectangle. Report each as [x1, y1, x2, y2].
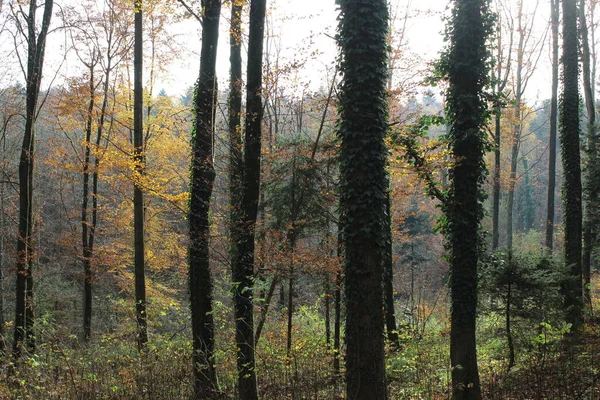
[0, 0, 598, 398]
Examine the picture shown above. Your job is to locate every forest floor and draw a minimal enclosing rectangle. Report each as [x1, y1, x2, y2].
[0, 278, 598, 399]
[480, 317, 600, 400]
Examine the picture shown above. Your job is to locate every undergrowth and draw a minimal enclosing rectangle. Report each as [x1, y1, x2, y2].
[0, 275, 598, 399]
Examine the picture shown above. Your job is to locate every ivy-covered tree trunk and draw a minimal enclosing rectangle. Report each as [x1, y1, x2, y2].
[133, 0, 148, 350]
[230, 0, 266, 398]
[442, 0, 492, 398]
[13, 0, 53, 359]
[545, 0, 559, 251]
[337, 0, 389, 398]
[560, 0, 584, 329]
[189, 0, 221, 396]
[579, 0, 598, 311]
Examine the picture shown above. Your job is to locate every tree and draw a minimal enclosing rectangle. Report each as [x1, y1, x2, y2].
[133, 0, 148, 350]
[64, 0, 131, 341]
[11, 0, 54, 359]
[545, 0, 559, 251]
[383, 193, 400, 347]
[337, 0, 389, 398]
[560, 0, 583, 329]
[230, 0, 266, 397]
[579, 0, 598, 310]
[505, 0, 545, 250]
[439, 0, 492, 397]
[491, 5, 511, 251]
[188, 0, 221, 395]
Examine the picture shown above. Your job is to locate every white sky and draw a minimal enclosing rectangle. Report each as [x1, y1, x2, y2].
[1, 0, 557, 102]
[159, 0, 449, 97]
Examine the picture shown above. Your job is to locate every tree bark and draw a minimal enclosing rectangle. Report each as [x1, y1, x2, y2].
[337, 0, 389, 398]
[383, 193, 400, 348]
[444, 0, 491, 398]
[579, 0, 597, 311]
[230, 0, 266, 398]
[133, 0, 148, 350]
[13, 0, 53, 359]
[82, 63, 96, 342]
[506, 2, 525, 250]
[333, 268, 342, 374]
[492, 12, 511, 251]
[189, 0, 222, 396]
[560, 0, 584, 329]
[545, 0, 559, 252]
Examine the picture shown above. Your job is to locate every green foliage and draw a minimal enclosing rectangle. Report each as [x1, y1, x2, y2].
[264, 133, 328, 234]
[480, 250, 565, 322]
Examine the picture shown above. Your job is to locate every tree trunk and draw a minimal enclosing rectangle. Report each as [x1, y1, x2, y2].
[324, 276, 331, 349]
[384, 193, 400, 348]
[560, 0, 584, 330]
[189, 0, 222, 396]
[133, 0, 148, 350]
[82, 65, 96, 342]
[506, 4, 525, 251]
[492, 108, 501, 251]
[506, 258, 515, 370]
[0, 185, 5, 355]
[333, 266, 342, 375]
[254, 275, 278, 346]
[545, 0, 559, 252]
[491, 13, 511, 251]
[337, 1, 389, 398]
[444, 0, 491, 398]
[228, 0, 243, 224]
[286, 265, 294, 358]
[13, 0, 53, 359]
[231, 0, 266, 398]
[579, 0, 597, 311]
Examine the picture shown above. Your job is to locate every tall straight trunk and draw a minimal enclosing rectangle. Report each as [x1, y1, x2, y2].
[492, 13, 511, 251]
[324, 276, 331, 349]
[333, 244, 342, 375]
[82, 65, 96, 341]
[189, 0, 221, 396]
[383, 193, 400, 347]
[444, 0, 491, 398]
[506, 3, 525, 250]
[561, 0, 584, 329]
[580, 0, 597, 311]
[0, 185, 5, 355]
[13, 0, 53, 359]
[337, 1, 389, 398]
[491, 109, 501, 250]
[133, 0, 147, 350]
[546, 0, 559, 251]
[286, 265, 294, 358]
[228, 0, 243, 220]
[506, 278, 514, 369]
[231, 0, 266, 398]
[82, 46, 113, 341]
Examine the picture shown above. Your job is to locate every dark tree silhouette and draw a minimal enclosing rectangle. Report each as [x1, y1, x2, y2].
[337, 0, 389, 398]
[439, 0, 493, 398]
[560, 0, 583, 329]
[189, 0, 222, 396]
